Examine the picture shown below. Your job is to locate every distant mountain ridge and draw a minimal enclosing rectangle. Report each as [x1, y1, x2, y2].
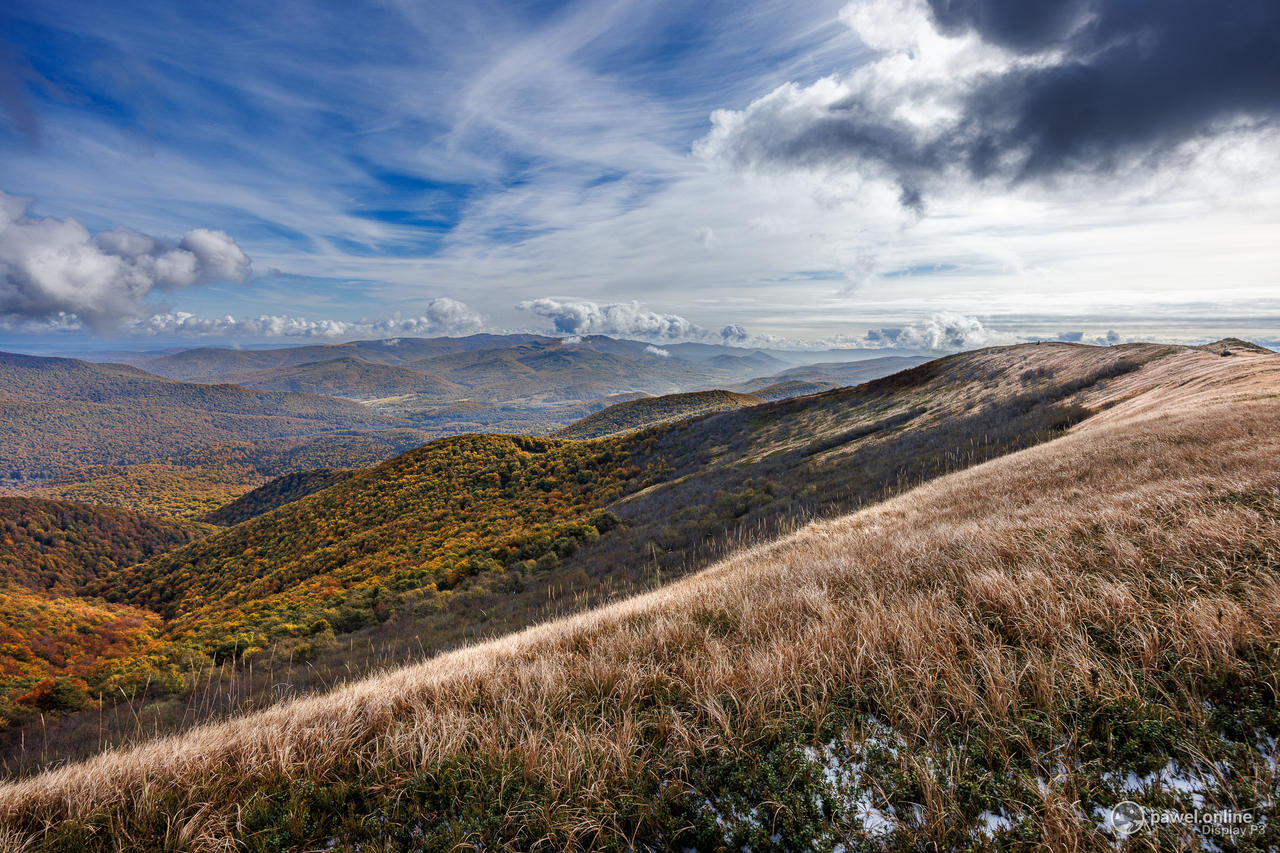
[0, 351, 403, 480]
[84, 335, 923, 412]
[554, 389, 765, 439]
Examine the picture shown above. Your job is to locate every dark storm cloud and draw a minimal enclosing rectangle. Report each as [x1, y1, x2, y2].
[940, 0, 1280, 179]
[924, 0, 1095, 53]
[708, 0, 1280, 200]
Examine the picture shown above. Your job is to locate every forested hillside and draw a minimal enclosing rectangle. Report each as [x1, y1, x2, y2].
[201, 468, 353, 525]
[96, 435, 639, 657]
[0, 497, 210, 591]
[0, 498, 210, 729]
[0, 353, 403, 480]
[4, 465, 257, 520]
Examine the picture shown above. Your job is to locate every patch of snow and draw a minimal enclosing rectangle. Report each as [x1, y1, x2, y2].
[1102, 760, 1209, 809]
[854, 794, 897, 836]
[799, 726, 903, 838]
[975, 810, 1012, 838]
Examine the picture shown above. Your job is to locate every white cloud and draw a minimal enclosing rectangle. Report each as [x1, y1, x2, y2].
[0, 191, 250, 330]
[643, 344, 669, 357]
[128, 297, 483, 340]
[865, 312, 991, 351]
[420, 296, 484, 334]
[516, 298, 706, 341]
[1094, 330, 1123, 346]
[177, 229, 252, 282]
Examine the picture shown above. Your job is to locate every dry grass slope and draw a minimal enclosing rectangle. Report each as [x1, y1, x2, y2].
[3, 347, 1280, 850]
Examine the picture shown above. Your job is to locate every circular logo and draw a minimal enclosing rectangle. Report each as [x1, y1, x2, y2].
[1110, 801, 1146, 836]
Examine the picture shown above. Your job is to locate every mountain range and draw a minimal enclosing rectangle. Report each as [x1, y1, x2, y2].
[0, 336, 927, 518]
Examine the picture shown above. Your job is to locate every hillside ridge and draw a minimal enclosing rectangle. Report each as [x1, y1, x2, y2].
[553, 388, 765, 439]
[0, 351, 402, 481]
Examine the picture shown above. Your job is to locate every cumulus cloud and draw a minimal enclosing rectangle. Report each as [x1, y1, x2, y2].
[516, 298, 706, 341]
[0, 191, 251, 330]
[126, 297, 484, 340]
[1094, 329, 1123, 346]
[419, 296, 484, 334]
[865, 312, 989, 351]
[643, 344, 670, 357]
[697, 0, 1280, 207]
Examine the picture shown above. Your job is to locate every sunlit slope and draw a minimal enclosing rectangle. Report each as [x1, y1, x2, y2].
[0, 497, 209, 592]
[0, 498, 211, 729]
[5, 345, 1279, 849]
[94, 435, 638, 654]
[553, 389, 765, 439]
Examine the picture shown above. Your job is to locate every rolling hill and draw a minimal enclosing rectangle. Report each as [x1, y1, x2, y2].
[554, 389, 765, 439]
[3, 343, 1277, 849]
[107, 335, 911, 417]
[97, 339, 1118, 661]
[0, 341, 1184, 774]
[0, 352, 404, 480]
[200, 468, 354, 526]
[213, 357, 464, 400]
[0, 497, 212, 729]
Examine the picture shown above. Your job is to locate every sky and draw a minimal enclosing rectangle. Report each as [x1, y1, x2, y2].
[0, 0, 1277, 352]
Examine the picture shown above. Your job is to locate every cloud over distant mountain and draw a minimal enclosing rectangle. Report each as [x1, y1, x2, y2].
[0, 191, 250, 330]
[699, 0, 1280, 207]
[131, 297, 484, 339]
[865, 312, 990, 350]
[516, 298, 707, 341]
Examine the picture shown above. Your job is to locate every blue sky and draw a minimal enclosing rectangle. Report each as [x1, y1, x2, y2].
[1, 0, 1278, 350]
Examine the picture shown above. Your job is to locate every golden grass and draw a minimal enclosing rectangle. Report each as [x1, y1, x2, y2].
[3, 346, 1279, 850]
